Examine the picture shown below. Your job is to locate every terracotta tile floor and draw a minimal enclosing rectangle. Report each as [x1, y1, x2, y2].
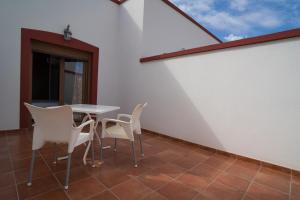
[0, 129, 299, 200]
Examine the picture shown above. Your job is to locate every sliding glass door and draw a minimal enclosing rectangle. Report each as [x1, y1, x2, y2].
[31, 52, 90, 107]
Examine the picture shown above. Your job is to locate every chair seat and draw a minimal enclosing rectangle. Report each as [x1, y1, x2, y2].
[104, 125, 131, 140]
[75, 132, 90, 146]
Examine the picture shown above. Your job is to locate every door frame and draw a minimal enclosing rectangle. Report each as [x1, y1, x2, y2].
[20, 28, 99, 128]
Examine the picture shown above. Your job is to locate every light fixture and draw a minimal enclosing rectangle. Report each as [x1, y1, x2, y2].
[64, 24, 72, 40]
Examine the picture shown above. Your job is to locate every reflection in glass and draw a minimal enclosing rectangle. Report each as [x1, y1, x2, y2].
[64, 59, 86, 105]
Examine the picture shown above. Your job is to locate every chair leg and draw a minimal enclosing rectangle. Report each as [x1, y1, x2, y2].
[27, 150, 36, 186]
[130, 141, 138, 167]
[139, 135, 144, 157]
[53, 143, 57, 164]
[64, 153, 72, 190]
[100, 138, 103, 161]
[114, 138, 117, 152]
[90, 140, 95, 167]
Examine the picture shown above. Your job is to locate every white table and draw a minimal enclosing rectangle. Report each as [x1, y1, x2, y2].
[70, 104, 120, 166]
[71, 103, 120, 140]
[71, 104, 120, 116]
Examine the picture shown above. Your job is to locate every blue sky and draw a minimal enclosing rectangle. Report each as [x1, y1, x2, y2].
[170, 0, 300, 41]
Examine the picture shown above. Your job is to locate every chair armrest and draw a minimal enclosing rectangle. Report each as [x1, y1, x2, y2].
[102, 118, 131, 129]
[74, 119, 94, 133]
[117, 114, 132, 121]
[69, 119, 94, 153]
[102, 118, 134, 141]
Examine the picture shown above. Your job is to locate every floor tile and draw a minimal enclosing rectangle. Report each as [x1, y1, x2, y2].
[226, 159, 260, 181]
[0, 185, 18, 200]
[215, 172, 250, 192]
[88, 190, 118, 200]
[177, 164, 222, 191]
[0, 172, 15, 189]
[204, 180, 244, 200]
[158, 180, 198, 200]
[111, 178, 152, 200]
[169, 150, 207, 169]
[95, 164, 130, 188]
[13, 156, 46, 171]
[254, 166, 291, 193]
[30, 188, 68, 200]
[293, 174, 300, 185]
[11, 149, 34, 161]
[141, 191, 168, 200]
[155, 150, 183, 163]
[139, 156, 166, 169]
[247, 182, 289, 200]
[203, 153, 235, 171]
[14, 162, 51, 184]
[241, 194, 256, 200]
[0, 158, 13, 174]
[291, 182, 300, 199]
[138, 168, 172, 190]
[55, 166, 91, 186]
[67, 177, 105, 200]
[152, 162, 185, 178]
[17, 175, 59, 200]
[192, 148, 215, 158]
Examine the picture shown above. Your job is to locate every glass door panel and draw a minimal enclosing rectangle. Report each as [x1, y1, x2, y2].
[63, 59, 86, 105]
[32, 52, 60, 107]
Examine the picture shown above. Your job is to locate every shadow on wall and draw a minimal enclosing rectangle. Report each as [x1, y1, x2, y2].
[117, 2, 224, 151]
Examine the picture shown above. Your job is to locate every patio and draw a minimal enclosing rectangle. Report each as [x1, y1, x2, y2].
[0, 129, 299, 200]
[0, 0, 300, 199]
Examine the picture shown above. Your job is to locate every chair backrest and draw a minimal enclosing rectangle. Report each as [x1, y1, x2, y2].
[131, 102, 147, 134]
[25, 103, 73, 147]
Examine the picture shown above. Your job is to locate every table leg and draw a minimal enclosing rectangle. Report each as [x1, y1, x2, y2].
[94, 117, 111, 150]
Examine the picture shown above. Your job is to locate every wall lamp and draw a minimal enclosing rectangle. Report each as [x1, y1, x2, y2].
[64, 24, 72, 40]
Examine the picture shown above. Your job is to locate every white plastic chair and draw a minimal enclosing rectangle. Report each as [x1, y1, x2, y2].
[24, 103, 94, 189]
[100, 103, 147, 167]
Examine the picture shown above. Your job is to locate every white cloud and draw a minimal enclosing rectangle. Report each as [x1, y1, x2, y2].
[198, 11, 249, 32]
[171, 0, 214, 14]
[230, 0, 249, 11]
[224, 34, 245, 41]
[195, 9, 281, 34]
[243, 9, 282, 28]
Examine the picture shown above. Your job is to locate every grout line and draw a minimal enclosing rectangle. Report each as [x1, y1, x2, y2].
[241, 164, 262, 200]
[252, 179, 291, 195]
[90, 150, 184, 199]
[92, 172, 120, 200]
[25, 187, 62, 200]
[5, 132, 20, 200]
[125, 176, 157, 199]
[204, 156, 237, 190]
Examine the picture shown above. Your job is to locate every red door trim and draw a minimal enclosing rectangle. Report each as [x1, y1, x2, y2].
[20, 28, 99, 128]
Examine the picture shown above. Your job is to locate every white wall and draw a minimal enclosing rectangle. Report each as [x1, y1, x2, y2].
[0, 0, 121, 129]
[118, 0, 300, 170]
[142, 0, 219, 57]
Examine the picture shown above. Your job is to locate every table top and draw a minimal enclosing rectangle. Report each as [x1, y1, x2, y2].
[70, 104, 120, 115]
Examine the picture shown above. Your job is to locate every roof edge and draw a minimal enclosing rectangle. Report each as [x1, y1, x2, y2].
[161, 0, 223, 43]
[111, 0, 128, 5]
[140, 28, 300, 63]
